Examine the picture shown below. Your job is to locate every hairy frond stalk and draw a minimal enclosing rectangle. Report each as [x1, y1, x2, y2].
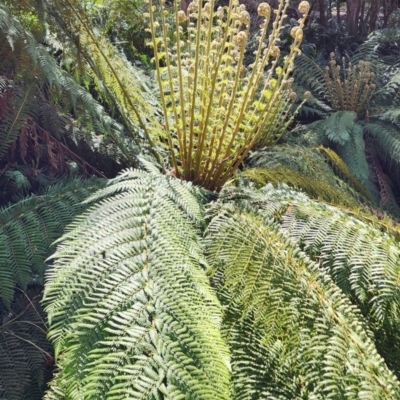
[145, 0, 309, 191]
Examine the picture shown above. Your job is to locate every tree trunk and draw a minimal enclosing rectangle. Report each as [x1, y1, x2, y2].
[346, 0, 362, 35]
[318, 0, 327, 26]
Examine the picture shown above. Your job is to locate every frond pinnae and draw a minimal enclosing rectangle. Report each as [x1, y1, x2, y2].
[0, 178, 104, 307]
[43, 171, 231, 399]
[205, 203, 400, 398]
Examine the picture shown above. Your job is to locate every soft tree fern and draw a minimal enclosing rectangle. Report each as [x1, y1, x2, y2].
[3, 0, 400, 399]
[43, 172, 400, 399]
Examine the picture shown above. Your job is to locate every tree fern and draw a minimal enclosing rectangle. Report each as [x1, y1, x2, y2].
[205, 194, 400, 399]
[0, 178, 104, 308]
[43, 170, 231, 399]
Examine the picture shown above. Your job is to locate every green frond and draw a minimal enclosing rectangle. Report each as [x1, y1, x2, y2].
[239, 166, 361, 208]
[318, 146, 372, 201]
[43, 171, 231, 400]
[0, 178, 104, 307]
[205, 200, 400, 399]
[372, 69, 400, 107]
[42, 0, 164, 164]
[0, 82, 37, 158]
[246, 145, 370, 204]
[334, 125, 375, 195]
[224, 183, 400, 376]
[309, 111, 357, 145]
[351, 32, 381, 64]
[293, 54, 328, 100]
[0, 3, 140, 166]
[0, 287, 52, 400]
[310, 113, 373, 195]
[366, 119, 400, 164]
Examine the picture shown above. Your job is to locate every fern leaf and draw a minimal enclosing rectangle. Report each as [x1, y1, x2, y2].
[205, 202, 400, 399]
[0, 287, 52, 400]
[0, 178, 104, 307]
[366, 119, 400, 164]
[246, 145, 370, 204]
[309, 111, 357, 145]
[227, 183, 400, 377]
[294, 54, 328, 100]
[43, 171, 231, 399]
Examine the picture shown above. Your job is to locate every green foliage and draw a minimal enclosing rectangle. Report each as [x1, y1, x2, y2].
[43, 170, 231, 399]
[3, 1, 400, 399]
[242, 145, 369, 207]
[41, 0, 163, 165]
[221, 184, 400, 380]
[205, 185, 400, 398]
[0, 287, 52, 400]
[310, 111, 357, 145]
[0, 178, 104, 308]
[366, 119, 400, 164]
[240, 166, 362, 208]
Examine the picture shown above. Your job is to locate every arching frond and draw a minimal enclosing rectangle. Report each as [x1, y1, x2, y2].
[205, 199, 400, 399]
[293, 54, 328, 100]
[246, 145, 370, 205]
[43, 171, 231, 400]
[0, 178, 104, 307]
[366, 119, 400, 164]
[309, 111, 357, 145]
[225, 183, 400, 376]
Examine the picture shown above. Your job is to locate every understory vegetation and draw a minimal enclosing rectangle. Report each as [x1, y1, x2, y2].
[1, 0, 400, 399]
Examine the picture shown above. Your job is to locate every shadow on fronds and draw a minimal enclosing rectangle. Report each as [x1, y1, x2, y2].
[0, 287, 52, 400]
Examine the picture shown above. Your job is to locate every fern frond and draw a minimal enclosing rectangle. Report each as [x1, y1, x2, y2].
[225, 183, 400, 376]
[309, 110, 357, 145]
[318, 145, 372, 201]
[0, 178, 104, 307]
[0, 82, 37, 158]
[43, 171, 231, 399]
[247, 145, 370, 203]
[240, 166, 361, 208]
[366, 119, 400, 164]
[373, 69, 400, 106]
[0, 287, 52, 400]
[293, 54, 328, 100]
[351, 32, 381, 64]
[205, 202, 400, 398]
[311, 114, 373, 195]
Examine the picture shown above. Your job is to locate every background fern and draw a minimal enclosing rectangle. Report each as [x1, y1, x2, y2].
[0, 178, 104, 308]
